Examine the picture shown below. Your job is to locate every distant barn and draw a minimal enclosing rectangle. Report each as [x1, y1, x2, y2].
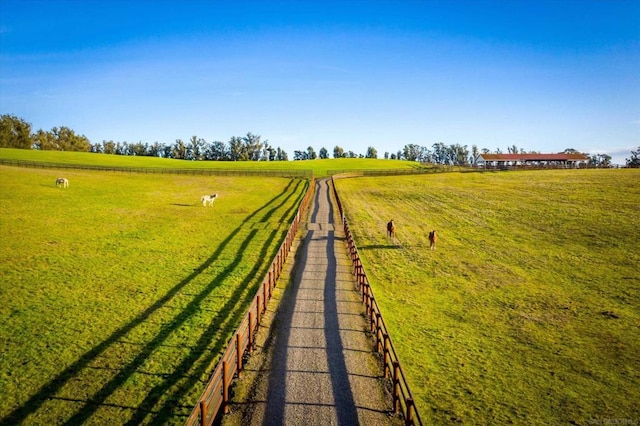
[478, 153, 589, 168]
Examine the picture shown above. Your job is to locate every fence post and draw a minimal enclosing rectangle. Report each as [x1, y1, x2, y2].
[383, 333, 390, 378]
[222, 361, 230, 414]
[393, 361, 400, 414]
[405, 398, 415, 425]
[263, 284, 268, 312]
[267, 276, 271, 300]
[236, 333, 242, 378]
[199, 400, 207, 426]
[376, 313, 382, 352]
[370, 305, 376, 333]
[365, 285, 371, 311]
[248, 312, 254, 352]
[271, 262, 276, 287]
[256, 295, 261, 324]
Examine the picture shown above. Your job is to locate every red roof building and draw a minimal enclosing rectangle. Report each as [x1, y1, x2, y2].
[478, 153, 589, 167]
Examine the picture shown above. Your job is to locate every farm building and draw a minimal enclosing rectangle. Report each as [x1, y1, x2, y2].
[478, 153, 589, 168]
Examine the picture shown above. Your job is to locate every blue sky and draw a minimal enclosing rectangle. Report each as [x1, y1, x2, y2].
[1, 1, 639, 164]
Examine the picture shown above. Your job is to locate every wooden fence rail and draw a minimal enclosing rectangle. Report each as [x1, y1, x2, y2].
[184, 177, 316, 426]
[331, 177, 423, 426]
[0, 158, 313, 178]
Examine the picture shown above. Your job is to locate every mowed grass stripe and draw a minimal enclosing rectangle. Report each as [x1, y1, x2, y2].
[0, 166, 307, 425]
[335, 169, 640, 424]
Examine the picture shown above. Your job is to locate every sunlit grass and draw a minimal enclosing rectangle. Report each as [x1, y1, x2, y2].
[0, 148, 420, 178]
[335, 169, 640, 424]
[0, 165, 307, 424]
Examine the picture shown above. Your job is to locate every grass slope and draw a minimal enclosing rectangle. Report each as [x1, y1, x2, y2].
[0, 148, 420, 178]
[0, 165, 307, 425]
[335, 169, 640, 425]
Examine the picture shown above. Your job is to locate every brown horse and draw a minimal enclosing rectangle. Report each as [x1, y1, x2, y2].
[387, 220, 396, 239]
[428, 230, 437, 250]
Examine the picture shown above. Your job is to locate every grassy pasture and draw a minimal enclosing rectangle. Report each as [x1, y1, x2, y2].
[335, 169, 640, 425]
[0, 165, 307, 425]
[0, 148, 421, 178]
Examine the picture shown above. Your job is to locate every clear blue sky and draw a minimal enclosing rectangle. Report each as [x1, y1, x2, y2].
[1, 1, 639, 164]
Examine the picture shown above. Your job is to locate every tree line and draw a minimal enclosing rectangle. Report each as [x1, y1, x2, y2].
[1, 114, 638, 167]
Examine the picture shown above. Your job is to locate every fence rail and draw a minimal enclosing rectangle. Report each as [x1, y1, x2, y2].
[0, 158, 313, 178]
[331, 176, 423, 426]
[327, 167, 447, 177]
[184, 177, 316, 426]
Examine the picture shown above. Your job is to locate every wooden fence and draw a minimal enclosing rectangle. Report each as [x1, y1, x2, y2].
[0, 158, 313, 178]
[327, 167, 448, 177]
[331, 177, 424, 426]
[184, 177, 316, 426]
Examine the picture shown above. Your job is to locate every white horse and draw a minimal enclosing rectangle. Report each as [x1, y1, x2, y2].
[201, 194, 218, 207]
[55, 177, 69, 188]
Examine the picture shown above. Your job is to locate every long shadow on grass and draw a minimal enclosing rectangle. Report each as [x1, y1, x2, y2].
[359, 244, 401, 250]
[0, 179, 307, 426]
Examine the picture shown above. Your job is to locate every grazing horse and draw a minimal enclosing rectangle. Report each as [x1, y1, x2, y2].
[201, 194, 218, 207]
[429, 230, 437, 250]
[387, 220, 396, 239]
[55, 177, 69, 188]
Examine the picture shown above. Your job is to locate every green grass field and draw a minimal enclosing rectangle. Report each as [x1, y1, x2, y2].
[0, 148, 421, 178]
[334, 169, 640, 424]
[0, 165, 307, 425]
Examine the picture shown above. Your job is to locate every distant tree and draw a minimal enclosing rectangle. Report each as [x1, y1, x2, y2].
[206, 141, 227, 160]
[188, 136, 206, 160]
[243, 132, 264, 161]
[262, 144, 276, 161]
[149, 142, 163, 157]
[333, 146, 345, 158]
[122, 141, 135, 155]
[470, 145, 480, 165]
[403, 144, 421, 161]
[276, 147, 288, 161]
[347, 150, 356, 158]
[0, 114, 32, 149]
[626, 146, 640, 168]
[390, 153, 397, 160]
[89, 142, 103, 153]
[319, 147, 329, 159]
[56, 126, 91, 151]
[589, 153, 612, 168]
[563, 148, 580, 154]
[294, 150, 308, 160]
[162, 144, 173, 159]
[228, 136, 244, 160]
[130, 141, 149, 156]
[432, 142, 447, 164]
[384, 152, 389, 159]
[508, 144, 518, 154]
[172, 139, 188, 160]
[449, 143, 469, 166]
[307, 146, 317, 160]
[32, 127, 90, 151]
[365, 146, 377, 159]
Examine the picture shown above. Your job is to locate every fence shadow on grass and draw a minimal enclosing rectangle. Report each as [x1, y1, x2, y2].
[359, 244, 402, 250]
[0, 179, 307, 426]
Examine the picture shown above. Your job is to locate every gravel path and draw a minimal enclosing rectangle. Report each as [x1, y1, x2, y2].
[222, 178, 400, 426]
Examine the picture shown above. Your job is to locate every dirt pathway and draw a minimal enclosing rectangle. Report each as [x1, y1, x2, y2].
[222, 178, 400, 425]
